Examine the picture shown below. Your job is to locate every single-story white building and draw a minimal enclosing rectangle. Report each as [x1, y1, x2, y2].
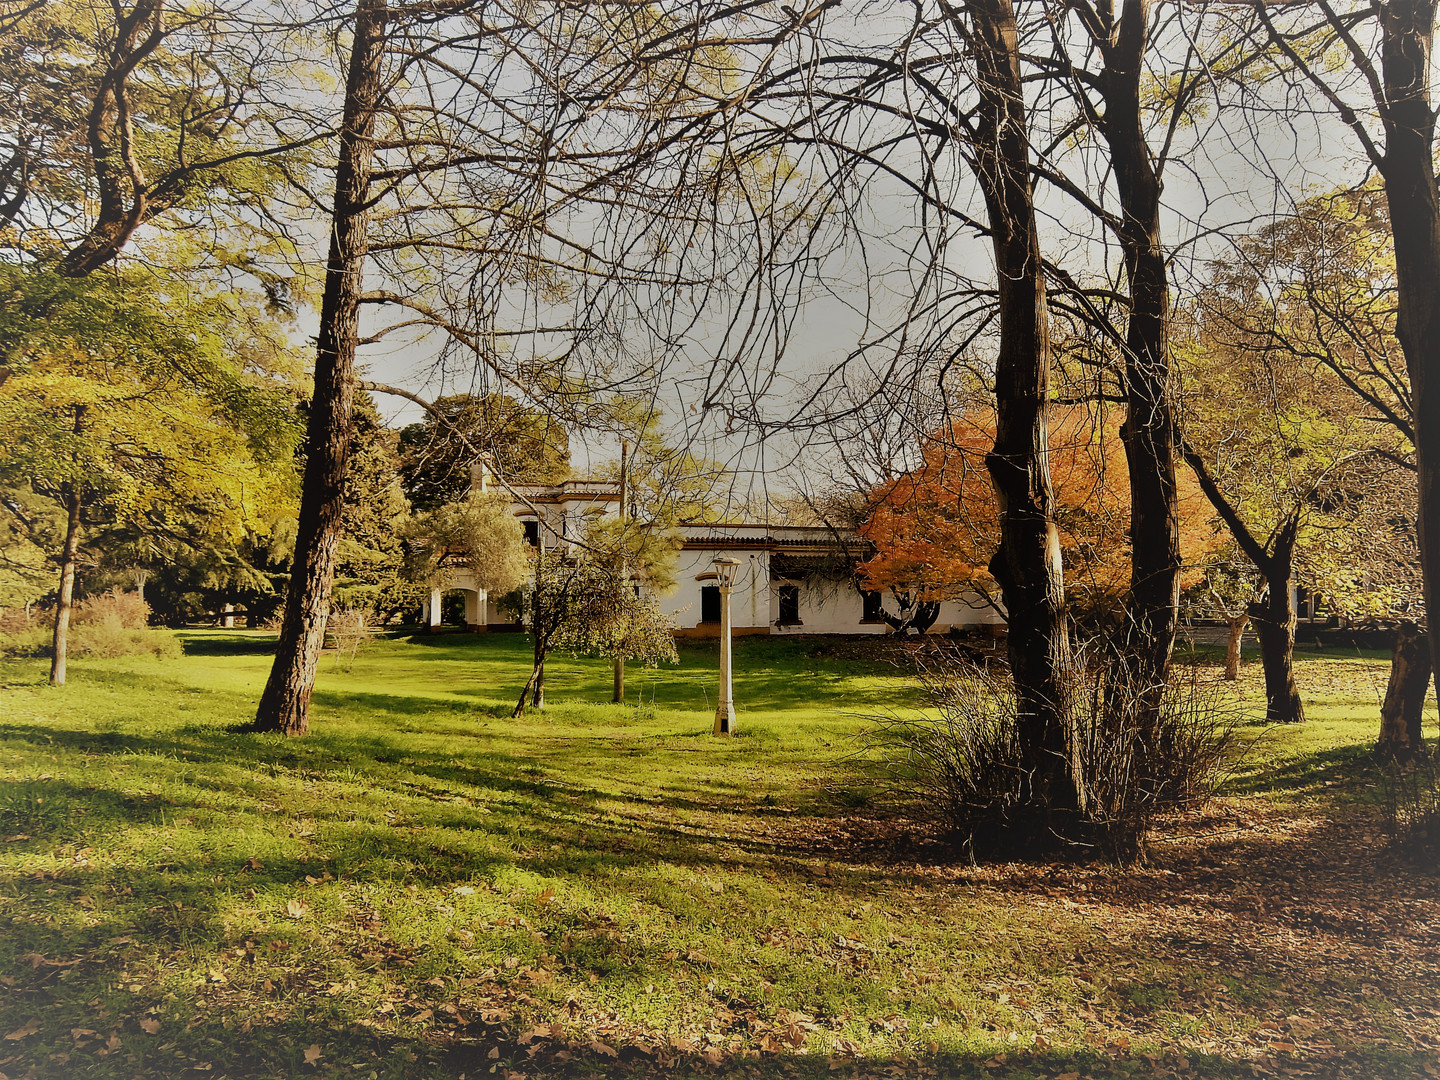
[421, 474, 1004, 636]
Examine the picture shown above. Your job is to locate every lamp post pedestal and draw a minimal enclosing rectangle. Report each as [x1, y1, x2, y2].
[714, 581, 734, 736]
[708, 556, 740, 737]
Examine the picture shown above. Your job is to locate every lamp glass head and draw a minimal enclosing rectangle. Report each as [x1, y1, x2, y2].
[711, 555, 740, 588]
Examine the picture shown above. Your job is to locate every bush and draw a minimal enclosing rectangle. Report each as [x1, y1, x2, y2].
[324, 607, 374, 669]
[1383, 756, 1440, 870]
[72, 588, 150, 629]
[866, 649, 1234, 864]
[0, 593, 181, 661]
[1070, 655, 1235, 862]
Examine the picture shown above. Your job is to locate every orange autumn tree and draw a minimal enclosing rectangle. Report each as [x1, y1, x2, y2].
[857, 406, 1211, 628]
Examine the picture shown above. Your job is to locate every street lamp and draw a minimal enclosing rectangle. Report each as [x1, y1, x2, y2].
[711, 556, 740, 736]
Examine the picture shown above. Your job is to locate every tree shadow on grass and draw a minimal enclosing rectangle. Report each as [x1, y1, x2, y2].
[175, 631, 279, 657]
[2, 711, 1436, 1080]
[1219, 740, 1386, 802]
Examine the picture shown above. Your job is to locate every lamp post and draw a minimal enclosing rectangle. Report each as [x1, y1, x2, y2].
[711, 556, 740, 736]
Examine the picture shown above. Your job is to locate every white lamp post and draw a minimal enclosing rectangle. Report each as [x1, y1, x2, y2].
[711, 556, 740, 736]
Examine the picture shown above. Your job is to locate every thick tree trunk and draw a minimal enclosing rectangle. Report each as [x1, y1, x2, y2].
[1224, 614, 1249, 681]
[254, 0, 387, 736]
[1100, 0, 1181, 725]
[1250, 573, 1304, 724]
[1379, 0, 1440, 724]
[969, 0, 1076, 817]
[57, 0, 166, 278]
[1377, 620, 1432, 761]
[48, 488, 83, 687]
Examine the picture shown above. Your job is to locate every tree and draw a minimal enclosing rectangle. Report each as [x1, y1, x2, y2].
[0, 0, 319, 281]
[858, 406, 1212, 631]
[257, 0, 804, 734]
[0, 266, 298, 683]
[332, 391, 421, 624]
[255, 0, 386, 735]
[1200, 188, 1426, 743]
[397, 394, 569, 511]
[1177, 292, 1403, 723]
[1246, 0, 1440, 733]
[402, 492, 529, 602]
[514, 516, 680, 718]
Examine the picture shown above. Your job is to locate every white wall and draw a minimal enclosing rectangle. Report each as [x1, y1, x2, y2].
[666, 546, 770, 630]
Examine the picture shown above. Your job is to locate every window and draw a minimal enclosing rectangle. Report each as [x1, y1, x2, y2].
[522, 520, 539, 546]
[861, 589, 884, 622]
[778, 584, 801, 626]
[700, 585, 720, 623]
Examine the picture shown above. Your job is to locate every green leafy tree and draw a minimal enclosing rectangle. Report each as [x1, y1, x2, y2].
[0, 0, 321, 280]
[0, 266, 300, 682]
[514, 516, 680, 717]
[401, 491, 529, 600]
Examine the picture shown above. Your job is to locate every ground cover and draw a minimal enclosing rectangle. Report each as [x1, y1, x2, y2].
[0, 632, 1436, 1080]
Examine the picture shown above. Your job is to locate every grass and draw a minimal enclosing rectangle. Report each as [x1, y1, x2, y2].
[0, 631, 1436, 1080]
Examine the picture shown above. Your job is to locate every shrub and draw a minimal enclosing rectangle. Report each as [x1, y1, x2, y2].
[1070, 655, 1236, 863]
[866, 648, 1234, 864]
[0, 624, 50, 659]
[72, 588, 150, 629]
[0, 593, 181, 661]
[324, 607, 373, 669]
[1383, 756, 1440, 870]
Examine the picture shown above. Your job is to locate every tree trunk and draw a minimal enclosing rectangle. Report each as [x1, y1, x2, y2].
[514, 658, 543, 718]
[1250, 573, 1304, 724]
[532, 658, 545, 709]
[1224, 614, 1249, 681]
[968, 0, 1076, 818]
[48, 487, 83, 687]
[254, 0, 387, 736]
[1100, 0, 1181, 725]
[57, 0, 166, 277]
[1377, 620, 1432, 761]
[1379, 0, 1440, 725]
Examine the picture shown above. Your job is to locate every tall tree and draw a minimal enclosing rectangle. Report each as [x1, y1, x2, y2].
[397, 394, 570, 511]
[1249, 0, 1440, 726]
[0, 0, 318, 281]
[858, 407, 1212, 629]
[255, 0, 386, 735]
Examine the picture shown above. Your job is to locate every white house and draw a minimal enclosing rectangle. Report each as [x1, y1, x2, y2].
[420, 474, 1004, 636]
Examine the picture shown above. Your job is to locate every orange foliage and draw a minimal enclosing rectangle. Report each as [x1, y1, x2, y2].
[857, 406, 1212, 612]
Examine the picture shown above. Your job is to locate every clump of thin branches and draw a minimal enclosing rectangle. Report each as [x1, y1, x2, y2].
[1382, 755, 1440, 871]
[866, 648, 1235, 864]
[1070, 650, 1237, 863]
[324, 608, 374, 671]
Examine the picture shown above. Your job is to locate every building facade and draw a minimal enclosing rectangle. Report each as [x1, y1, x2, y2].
[420, 476, 1003, 636]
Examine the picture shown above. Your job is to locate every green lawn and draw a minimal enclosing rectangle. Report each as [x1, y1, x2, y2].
[0, 632, 1436, 1079]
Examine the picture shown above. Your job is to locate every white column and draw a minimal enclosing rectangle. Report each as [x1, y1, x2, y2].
[428, 587, 442, 629]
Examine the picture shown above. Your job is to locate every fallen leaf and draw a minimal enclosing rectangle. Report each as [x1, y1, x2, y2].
[284, 898, 309, 919]
[4, 1020, 39, 1041]
[139, 1019, 160, 1035]
[303, 1044, 322, 1065]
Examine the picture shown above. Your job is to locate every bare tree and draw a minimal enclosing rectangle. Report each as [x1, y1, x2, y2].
[1246, 0, 1440, 727]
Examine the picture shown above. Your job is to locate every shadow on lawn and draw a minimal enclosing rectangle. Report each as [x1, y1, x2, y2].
[1, 716, 1436, 1079]
[176, 630, 279, 657]
[1220, 738, 1385, 801]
